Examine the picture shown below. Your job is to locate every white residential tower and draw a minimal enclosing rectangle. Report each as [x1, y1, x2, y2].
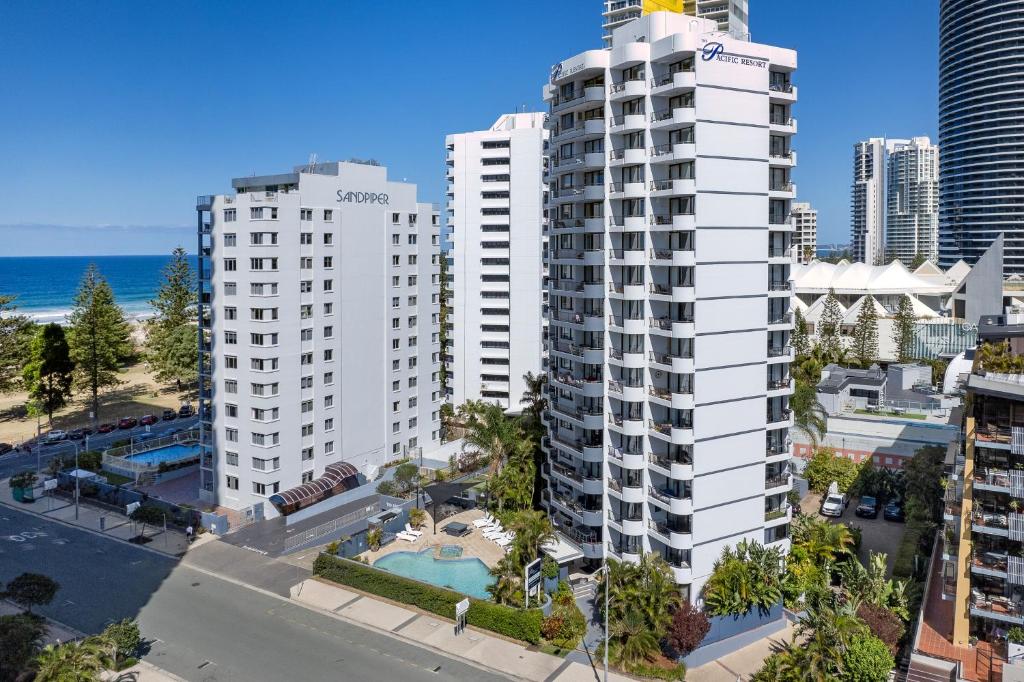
[790, 202, 817, 264]
[886, 136, 939, 265]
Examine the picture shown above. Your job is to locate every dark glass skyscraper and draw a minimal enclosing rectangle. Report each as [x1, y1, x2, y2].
[938, 0, 1024, 274]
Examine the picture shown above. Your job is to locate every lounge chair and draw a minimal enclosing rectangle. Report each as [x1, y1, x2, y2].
[396, 531, 418, 542]
[495, 535, 513, 548]
[483, 527, 505, 539]
[472, 514, 495, 528]
[404, 523, 423, 537]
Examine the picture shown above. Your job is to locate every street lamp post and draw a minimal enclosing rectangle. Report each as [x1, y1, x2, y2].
[73, 442, 80, 521]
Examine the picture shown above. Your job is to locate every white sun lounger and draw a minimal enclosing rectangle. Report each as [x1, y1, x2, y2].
[396, 531, 418, 542]
[495, 535, 513, 548]
[404, 524, 423, 537]
[472, 514, 495, 528]
[483, 527, 505, 539]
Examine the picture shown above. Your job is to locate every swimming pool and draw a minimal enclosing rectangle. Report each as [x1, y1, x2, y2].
[374, 549, 494, 599]
[124, 443, 201, 466]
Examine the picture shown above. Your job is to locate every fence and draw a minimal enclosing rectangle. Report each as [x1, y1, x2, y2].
[102, 430, 200, 476]
[52, 471, 201, 529]
[283, 502, 379, 553]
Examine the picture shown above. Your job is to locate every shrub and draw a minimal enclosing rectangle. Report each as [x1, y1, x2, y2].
[0, 613, 45, 682]
[77, 450, 102, 472]
[541, 556, 559, 580]
[408, 508, 426, 529]
[325, 540, 340, 556]
[541, 615, 566, 640]
[542, 590, 585, 649]
[313, 554, 542, 643]
[892, 527, 923, 579]
[856, 602, 905, 654]
[625, 660, 686, 681]
[9, 471, 37, 489]
[101, 619, 141, 669]
[665, 602, 711, 656]
[841, 634, 895, 682]
[367, 527, 383, 551]
[804, 448, 860, 493]
[376, 480, 399, 497]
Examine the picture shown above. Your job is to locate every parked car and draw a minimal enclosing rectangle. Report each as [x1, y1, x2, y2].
[67, 429, 87, 441]
[117, 417, 138, 430]
[161, 409, 178, 421]
[820, 492, 847, 517]
[884, 500, 906, 522]
[178, 404, 194, 418]
[43, 430, 68, 444]
[97, 423, 116, 434]
[0, 443, 13, 456]
[136, 432, 158, 442]
[139, 414, 159, 426]
[855, 495, 879, 519]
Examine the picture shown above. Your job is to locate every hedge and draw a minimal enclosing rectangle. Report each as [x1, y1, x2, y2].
[313, 554, 542, 643]
[892, 526, 923, 579]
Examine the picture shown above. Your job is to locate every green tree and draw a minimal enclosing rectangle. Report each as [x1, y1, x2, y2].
[605, 610, 660, 669]
[0, 613, 45, 682]
[702, 541, 787, 616]
[146, 247, 197, 390]
[841, 634, 895, 682]
[792, 308, 810, 357]
[22, 323, 75, 424]
[4, 573, 59, 615]
[891, 294, 917, 363]
[851, 294, 879, 367]
[67, 264, 132, 426]
[791, 381, 827, 446]
[803, 448, 860, 493]
[101, 618, 141, 670]
[130, 504, 166, 539]
[909, 252, 928, 269]
[903, 444, 946, 530]
[0, 295, 35, 394]
[33, 638, 112, 682]
[817, 288, 843, 362]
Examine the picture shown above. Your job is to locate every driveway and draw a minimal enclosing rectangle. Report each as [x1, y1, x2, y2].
[801, 492, 906, 575]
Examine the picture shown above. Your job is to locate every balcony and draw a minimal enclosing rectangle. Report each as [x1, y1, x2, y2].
[765, 473, 792, 492]
[970, 591, 1024, 624]
[765, 505, 790, 522]
[767, 409, 792, 429]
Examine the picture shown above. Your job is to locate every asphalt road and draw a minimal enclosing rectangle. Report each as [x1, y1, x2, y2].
[0, 416, 199, 478]
[0, 507, 505, 681]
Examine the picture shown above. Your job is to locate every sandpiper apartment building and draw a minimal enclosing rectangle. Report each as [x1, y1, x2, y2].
[446, 113, 548, 411]
[542, 11, 797, 598]
[196, 161, 443, 517]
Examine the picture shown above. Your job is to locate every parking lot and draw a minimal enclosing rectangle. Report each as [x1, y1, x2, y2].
[801, 491, 906, 575]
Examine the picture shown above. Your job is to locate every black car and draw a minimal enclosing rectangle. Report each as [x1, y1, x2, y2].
[161, 409, 177, 421]
[178, 404, 194, 418]
[67, 429, 86, 441]
[884, 500, 905, 522]
[855, 495, 879, 518]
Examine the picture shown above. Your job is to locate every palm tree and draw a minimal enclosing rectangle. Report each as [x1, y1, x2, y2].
[791, 381, 827, 446]
[486, 555, 522, 605]
[634, 552, 681, 632]
[520, 371, 547, 427]
[506, 510, 554, 567]
[33, 637, 112, 682]
[607, 610, 660, 669]
[802, 517, 854, 564]
[461, 401, 529, 510]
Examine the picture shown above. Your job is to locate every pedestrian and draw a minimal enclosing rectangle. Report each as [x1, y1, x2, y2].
[185, 524, 194, 542]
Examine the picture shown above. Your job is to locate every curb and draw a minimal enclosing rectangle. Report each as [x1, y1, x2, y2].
[0, 499, 186, 561]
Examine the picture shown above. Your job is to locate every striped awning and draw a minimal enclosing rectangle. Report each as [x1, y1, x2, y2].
[272, 462, 360, 508]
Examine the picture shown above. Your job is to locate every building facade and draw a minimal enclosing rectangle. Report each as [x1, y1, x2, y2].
[446, 113, 548, 411]
[851, 138, 899, 265]
[886, 136, 939, 265]
[602, 0, 750, 47]
[543, 12, 797, 598]
[790, 201, 817, 264]
[939, 0, 1024, 275]
[196, 161, 442, 516]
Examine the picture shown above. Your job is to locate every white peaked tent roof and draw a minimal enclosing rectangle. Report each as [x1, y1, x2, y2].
[792, 259, 956, 295]
[945, 260, 972, 283]
[792, 297, 809, 313]
[803, 294, 846, 323]
[906, 294, 940, 318]
[840, 295, 888, 325]
[913, 260, 944, 276]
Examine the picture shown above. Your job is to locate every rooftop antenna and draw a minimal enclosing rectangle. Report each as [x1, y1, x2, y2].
[306, 153, 319, 173]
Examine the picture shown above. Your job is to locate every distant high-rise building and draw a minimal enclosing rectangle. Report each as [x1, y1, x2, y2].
[791, 202, 817, 264]
[938, 0, 1024, 274]
[851, 138, 906, 265]
[886, 137, 939, 265]
[602, 0, 750, 47]
[446, 113, 548, 411]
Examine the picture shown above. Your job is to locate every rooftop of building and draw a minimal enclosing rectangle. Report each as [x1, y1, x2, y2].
[793, 258, 969, 296]
[816, 363, 886, 394]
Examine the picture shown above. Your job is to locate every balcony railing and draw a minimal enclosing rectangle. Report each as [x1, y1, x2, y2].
[769, 281, 792, 291]
[649, 486, 688, 503]
[769, 312, 793, 325]
[768, 345, 792, 358]
[651, 105, 693, 122]
[765, 505, 790, 521]
[769, 82, 794, 93]
[767, 378, 791, 390]
[767, 409, 792, 424]
[765, 473, 791, 489]
[649, 420, 672, 435]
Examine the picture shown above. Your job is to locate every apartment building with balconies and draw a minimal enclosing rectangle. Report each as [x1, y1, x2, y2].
[542, 11, 797, 600]
[196, 161, 443, 517]
[943, 312, 1024, 647]
[602, 1, 750, 47]
[446, 113, 548, 410]
[790, 201, 817, 264]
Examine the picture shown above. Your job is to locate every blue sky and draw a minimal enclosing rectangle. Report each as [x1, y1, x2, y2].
[0, 1, 937, 256]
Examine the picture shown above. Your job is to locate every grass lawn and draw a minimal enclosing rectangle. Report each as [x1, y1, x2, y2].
[854, 409, 926, 420]
[101, 472, 134, 486]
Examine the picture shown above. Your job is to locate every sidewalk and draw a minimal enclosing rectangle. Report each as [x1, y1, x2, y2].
[0, 480, 190, 557]
[290, 577, 634, 682]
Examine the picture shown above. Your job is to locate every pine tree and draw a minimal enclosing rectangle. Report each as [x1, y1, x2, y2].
[68, 264, 132, 426]
[792, 308, 810, 358]
[851, 295, 879, 368]
[0, 295, 34, 394]
[818, 288, 843, 363]
[146, 248, 197, 389]
[891, 295, 917, 364]
[22, 323, 75, 424]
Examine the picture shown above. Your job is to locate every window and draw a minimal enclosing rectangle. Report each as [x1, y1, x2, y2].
[324, 441, 334, 454]
[392, 338, 400, 350]
[301, 400, 313, 414]
[250, 207, 264, 219]
[300, 257, 313, 269]
[409, 417, 418, 429]
[300, 232, 313, 245]
[408, 336, 417, 346]
[250, 257, 278, 271]
[251, 382, 279, 397]
[408, 296, 417, 306]
[392, 422, 401, 433]
[392, 213, 401, 224]
[301, 424, 314, 437]
[324, 233, 333, 245]
[226, 475, 239, 490]
[223, 258, 237, 272]
[408, 275, 417, 286]
[392, 401, 400, 412]
[324, 371, 334, 385]
[408, 357, 418, 369]
[301, 304, 312, 319]
[250, 232, 278, 246]
[301, 352, 313, 366]
[392, 296, 401, 308]
[224, 379, 237, 394]
[323, 349, 333, 361]
[392, 380, 400, 392]
[408, 255, 417, 265]
[250, 307, 279, 321]
[226, 452, 238, 466]
[392, 234, 400, 245]
[301, 471, 314, 484]
[251, 432, 280, 447]
[323, 325, 333, 338]
[225, 428, 238, 443]
[392, 318, 400, 329]
[409, 214, 418, 226]
[392, 255, 401, 267]
[250, 357, 278, 371]
[324, 209, 333, 221]
[323, 302, 333, 315]
[250, 332, 279, 346]
[408, 234, 417, 245]
[324, 395, 333, 408]
[251, 456, 280, 472]
[300, 281, 313, 293]
[392, 276, 400, 287]
[323, 279, 333, 292]
[224, 234, 237, 247]
[251, 407, 279, 421]
[224, 282, 237, 295]
[252, 481, 280, 496]
[300, 209, 313, 221]
[323, 256, 333, 268]
[302, 447, 314, 461]
[251, 282, 278, 296]
[224, 307, 237, 320]
[409, 397, 418, 408]
[301, 375, 313, 389]
[224, 331, 237, 345]
[224, 209, 236, 222]
[408, 316, 417, 328]
[392, 359, 401, 371]
[324, 418, 334, 431]
[225, 403, 238, 418]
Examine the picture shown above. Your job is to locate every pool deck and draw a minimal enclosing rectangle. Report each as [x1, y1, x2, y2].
[361, 508, 506, 568]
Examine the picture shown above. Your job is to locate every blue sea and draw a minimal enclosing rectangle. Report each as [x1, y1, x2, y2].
[0, 255, 198, 324]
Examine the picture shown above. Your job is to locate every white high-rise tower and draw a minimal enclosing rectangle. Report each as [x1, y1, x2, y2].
[886, 136, 939, 265]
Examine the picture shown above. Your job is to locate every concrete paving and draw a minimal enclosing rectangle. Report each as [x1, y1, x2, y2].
[684, 619, 795, 682]
[802, 492, 907, 574]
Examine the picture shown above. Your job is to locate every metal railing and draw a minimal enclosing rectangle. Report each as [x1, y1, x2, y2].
[282, 501, 379, 552]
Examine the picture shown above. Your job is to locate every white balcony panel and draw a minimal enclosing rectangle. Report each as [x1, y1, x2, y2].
[695, 297, 767, 335]
[694, 329, 766, 368]
[695, 121, 767, 160]
[695, 263, 767, 299]
[696, 157, 767, 195]
[695, 192, 767, 228]
[693, 463, 763, 510]
[693, 396, 764, 441]
[697, 46, 772, 92]
[690, 516, 762, 571]
[695, 228, 765, 263]
[692, 430, 764, 476]
[693, 364, 764, 405]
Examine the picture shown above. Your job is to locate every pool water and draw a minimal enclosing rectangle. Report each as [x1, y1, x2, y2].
[374, 549, 494, 599]
[124, 443, 201, 465]
[439, 545, 464, 558]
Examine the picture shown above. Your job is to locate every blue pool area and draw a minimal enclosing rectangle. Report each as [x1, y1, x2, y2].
[124, 443, 201, 466]
[374, 549, 494, 599]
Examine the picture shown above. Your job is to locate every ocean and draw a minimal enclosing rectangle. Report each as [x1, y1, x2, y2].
[0, 255, 198, 324]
